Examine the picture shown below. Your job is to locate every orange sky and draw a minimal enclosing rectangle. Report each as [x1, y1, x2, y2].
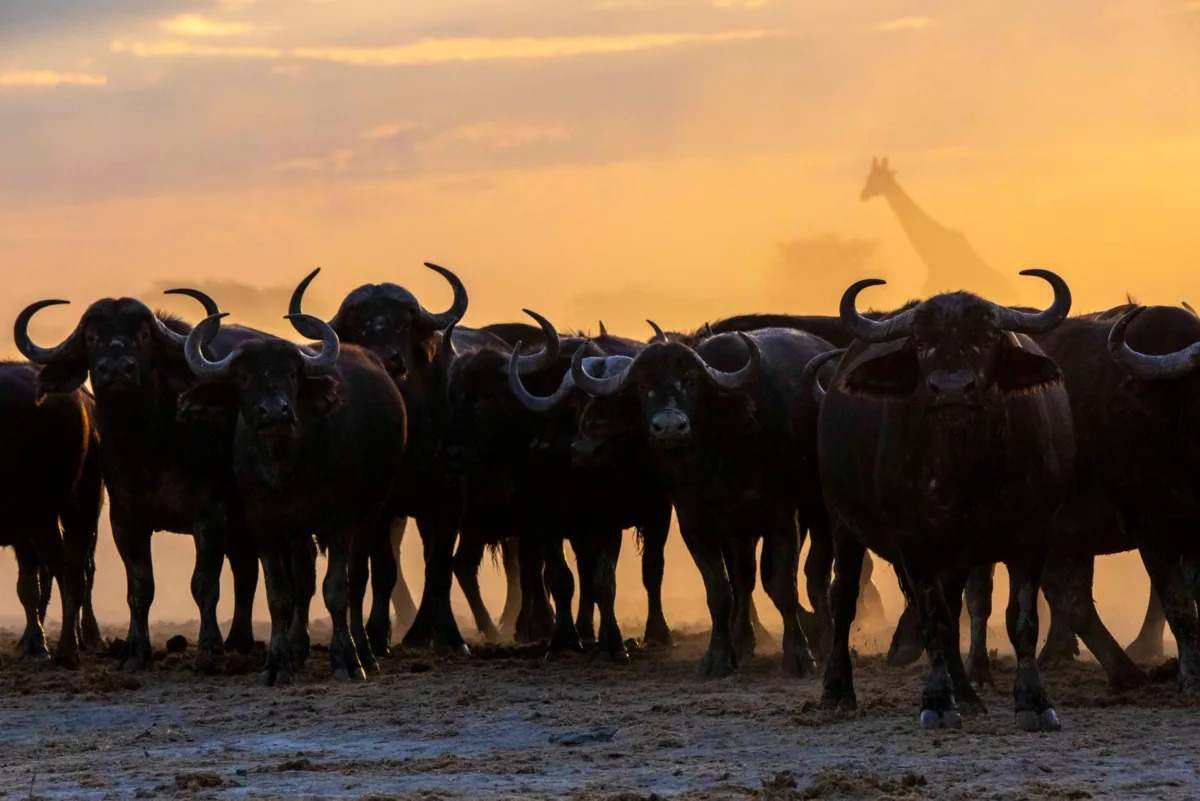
[1, 0, 1195, 640]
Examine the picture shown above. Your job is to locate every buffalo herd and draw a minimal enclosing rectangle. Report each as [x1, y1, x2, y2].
[6, 265, 1200, 732]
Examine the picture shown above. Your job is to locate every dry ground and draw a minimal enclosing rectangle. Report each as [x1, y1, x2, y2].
[0, 620, 1196, 801]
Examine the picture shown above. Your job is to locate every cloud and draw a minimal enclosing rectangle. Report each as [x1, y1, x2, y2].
[361, 121, 419, 141]
[159, 14, 257, 37]
[273, 147, 355, 173]
[111, 29, 772, 66]
[0, 70, 107, 88]
[874, 16, 935, 32]
[436, 121, 572, 150]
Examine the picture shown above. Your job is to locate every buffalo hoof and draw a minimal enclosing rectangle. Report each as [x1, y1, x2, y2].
[820, 685, 857, 712]
[1037, 641, 1078, 669]
[259, 667, 293, 687]
[920, 709, 962, 730]
[966, 655, 994, 688]
[1108, 666, 1148, 693]
[1178, 671, 1200, 695]
[478, 625, 502, 645]
[17, 634, 50, 662]
[333, 666, 367, 682]
[193, 650, 222, 675]
[549, 627, 584, 654]
[52, 647, 80, 670]
[119, 646, 151, 673]
[699, 646, 736, 678]
[1125, 635, 1164, 665]
[783, 650, 816, 678]
[81, 619, 103, 652]
[224, 629, 256, 655]
[1016, 708, 1061, 732]
[643, 617, 674, 648]
[600, 638, 631, 665]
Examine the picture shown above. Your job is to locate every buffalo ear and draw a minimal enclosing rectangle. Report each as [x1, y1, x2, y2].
[842, 341, 919, 397]
[994, 340, 1062, 392]
[35, 361, 88, 400]
[302, 374, 344, 418]
[177, 381, 237, 424]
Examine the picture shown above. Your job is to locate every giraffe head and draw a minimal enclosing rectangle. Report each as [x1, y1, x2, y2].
[860, 156, 895, 201]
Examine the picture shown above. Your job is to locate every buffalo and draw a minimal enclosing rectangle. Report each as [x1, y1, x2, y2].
[15, 293, 262, 670]
[289, 264, 471, 654]
[815, 270, 1074, 731]
[508, 316, 677, 653]
[0, 362, 104, 667]
[180, 311, 406, 684]
[564, 326, 834, 676]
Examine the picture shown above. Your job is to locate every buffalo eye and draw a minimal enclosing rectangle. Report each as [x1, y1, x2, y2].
[136, 326, 152, 345]
[237, 370, 252, 388]
[85, 331, 100, 347]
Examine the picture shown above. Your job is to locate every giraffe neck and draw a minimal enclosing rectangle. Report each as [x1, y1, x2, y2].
[878, 179, 944, 254]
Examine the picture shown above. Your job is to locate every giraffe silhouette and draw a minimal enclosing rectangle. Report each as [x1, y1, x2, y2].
[861, 157, 1013, 300]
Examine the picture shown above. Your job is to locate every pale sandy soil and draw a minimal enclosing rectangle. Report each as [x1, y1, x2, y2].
[0, 620, 1196, 801]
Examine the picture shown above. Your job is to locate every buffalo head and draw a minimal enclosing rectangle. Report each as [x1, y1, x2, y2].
[289, 263, 467, 380]
[15, 289, 219, 399]
[179, 312, 342, 438]
[835, 270, 1070, 415]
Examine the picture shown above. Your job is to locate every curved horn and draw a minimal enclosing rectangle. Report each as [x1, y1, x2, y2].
[164, 287, 220, 317]
[598, 320, 608, 337]
[287, 268, 331, 340]
[647, 320, 666, 342]
[698, 333, 761, 392]
[183, 313, 236, 380]
[1108, 306, 1200, 380]
[14, 299, 79, 364]
[157, 287, 224, 345]
[839, 279, 915, 343]
[989, 269, 1072, 334]
[1183, 301, 1197, 318]
[799, 349, 844, 404]
[285, 313, 340, 375]
[702, 322, 714, 338]
[570, 340, 635, 397]
[417, 262, 469, 330]
[510, 309, 561, 375]
[508, 341, 575, 413]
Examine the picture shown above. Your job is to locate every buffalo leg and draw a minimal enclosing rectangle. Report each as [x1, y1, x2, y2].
[593, 528, 628, 662]
[725, 536, 758, 663]
[942, 569, 986, 713]
[573, 541, 598, 644]
[762, 508, 816, 677]
[112, 520, 154, 671]
[964, 563, 995, 687]
[325, 532, 366, 681]
[347, 533, 378, 673]
[887, 568, 924, 667]
[46, 516, 88, 669]
[641, 504, 673, 646]
[224, 528, 258, 654]
[453, 531, 501, 643]
[906, 563, 960, 730]
[403, 509, 468, 654]
[389, 517, 418, 637]
[191, 512, 227, 668]
[1127, 586, 1166, 663]
[677, 507, 736, 677]
[803, 517, 834, 659]
[1039, 556, 1082, 666]
[1007, 556, 1060, 731]
[821, 531, 864, 710]
[258, 539, 296, 687]
[36, 564, 52, 625]
[289, 535, 317, 668]
[546, 536, 582, 653]
[1140, 543, 1200, 693]
[80, 543, 102, 651]
[515, 533, 554, 642]
[366, 527, 397, 658]
[497, 537, 522, 639]
[1041, 553, 1145, 691]
[14, 541, 49, 661]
